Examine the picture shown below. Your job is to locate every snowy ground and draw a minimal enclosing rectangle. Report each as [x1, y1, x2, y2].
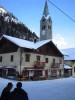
[0, 77, 75, 100]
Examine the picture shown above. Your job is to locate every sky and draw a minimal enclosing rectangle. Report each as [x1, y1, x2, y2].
[0, 77, 75, 100]
[0, 0, 75, 49]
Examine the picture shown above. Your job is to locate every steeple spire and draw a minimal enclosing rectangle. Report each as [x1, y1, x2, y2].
[43, 1, 49, 17]
[40, 0, 52, 41]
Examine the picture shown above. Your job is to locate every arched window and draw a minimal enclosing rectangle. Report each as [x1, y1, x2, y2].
[42, 19, 45, 21]
[42, 25, 46, 30]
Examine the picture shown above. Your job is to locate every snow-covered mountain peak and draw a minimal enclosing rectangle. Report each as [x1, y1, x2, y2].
[0, 5, 20, 24]
[0, 6, 7, 14]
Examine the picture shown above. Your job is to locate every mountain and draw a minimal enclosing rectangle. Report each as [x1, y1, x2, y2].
[0, 6, 39, 41]
[0, 6, 7, 13]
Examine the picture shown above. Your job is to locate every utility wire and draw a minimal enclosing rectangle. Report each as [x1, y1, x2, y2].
[47, 0, 75, 22]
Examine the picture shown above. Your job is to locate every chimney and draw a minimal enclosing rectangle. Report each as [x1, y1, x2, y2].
[34, 39, 37, 43]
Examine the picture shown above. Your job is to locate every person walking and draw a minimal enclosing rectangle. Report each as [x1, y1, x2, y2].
[1, 82, 13, 100]
[10, 82, 29, 100]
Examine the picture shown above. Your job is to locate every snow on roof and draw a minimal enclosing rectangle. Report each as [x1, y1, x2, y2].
[64, 65, 72, 69]
[43, 15, 50, 19]
[64, 55, 75, 61]
[3, 35, 34, 49]
[0, 66, 16, 69]
[34, 39, 51, 49]
[3, 35, 51, 49]
[61, 48, 75, 60]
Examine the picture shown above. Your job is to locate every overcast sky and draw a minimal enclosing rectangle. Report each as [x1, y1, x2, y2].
[0, 0, 75, 49]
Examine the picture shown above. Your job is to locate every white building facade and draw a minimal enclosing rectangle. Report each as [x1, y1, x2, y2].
[0, 35, 64, 79]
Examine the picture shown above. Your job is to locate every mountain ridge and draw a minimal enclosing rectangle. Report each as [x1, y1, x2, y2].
[0, 6, 39, 41]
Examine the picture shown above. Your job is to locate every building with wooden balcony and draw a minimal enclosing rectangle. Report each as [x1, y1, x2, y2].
[0, 35, 64, 79]
[51, 63, 60, 68]
[34, 61, 45, 68]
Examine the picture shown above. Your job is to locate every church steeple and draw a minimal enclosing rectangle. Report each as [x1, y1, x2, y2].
[43, 1, 49, 17]
[40, 1, 52, 41]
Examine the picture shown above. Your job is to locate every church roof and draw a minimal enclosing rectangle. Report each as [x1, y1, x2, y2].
[43, 1, 49, 17]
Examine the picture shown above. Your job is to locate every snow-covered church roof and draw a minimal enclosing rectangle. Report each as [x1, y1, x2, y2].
[2, 35, 51, 49]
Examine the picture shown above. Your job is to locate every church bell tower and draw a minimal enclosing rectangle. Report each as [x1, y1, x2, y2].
[40, 1, 52, 41]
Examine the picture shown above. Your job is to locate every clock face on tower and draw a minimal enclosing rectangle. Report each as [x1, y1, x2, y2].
[41, 30, 45, 35]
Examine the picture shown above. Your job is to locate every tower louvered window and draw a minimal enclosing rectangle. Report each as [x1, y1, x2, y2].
[42, 25, 46, 30]
[48, 25, 51, 29]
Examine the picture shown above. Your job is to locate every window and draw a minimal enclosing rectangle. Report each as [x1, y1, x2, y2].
[42, 25, 46, 30]
[53, 58, 55, 63]
[0, 56, 2, 62]
[42, 19, 45, 21]
[25, 54, 30, 62]
[10, 55, 13, 62]
[34, 71, 42, 76]
[44, 25, 46, 29]
[36, 56, 40, 61]
[74, 67, 75, 73]
[48, 25, 51, 29]
[59, 59, 62, 64]
[45, 58, 48, 63]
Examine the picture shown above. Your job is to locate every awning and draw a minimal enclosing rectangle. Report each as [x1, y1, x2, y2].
[64, 65, 72, 69]
[25, 68, 44, 71]
[0, 66, 17, 69]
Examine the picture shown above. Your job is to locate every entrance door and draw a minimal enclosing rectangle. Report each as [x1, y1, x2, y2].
[51, 69, 57, 78]
[45, 70, 48, 78]
[3, 69, 7, 76]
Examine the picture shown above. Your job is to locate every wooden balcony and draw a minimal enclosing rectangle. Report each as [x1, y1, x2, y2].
[34, 61, 45, 68]
[51, 63, 60, 68]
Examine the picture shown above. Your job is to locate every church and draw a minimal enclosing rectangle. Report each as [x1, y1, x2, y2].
[0, 1, 64, 80]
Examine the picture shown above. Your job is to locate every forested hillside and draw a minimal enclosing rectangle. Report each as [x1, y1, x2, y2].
[0, 6, 39, 41]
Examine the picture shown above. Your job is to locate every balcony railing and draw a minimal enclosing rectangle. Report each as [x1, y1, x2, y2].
[34, 61, 45, 68]
[51, 63, 60, 68]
